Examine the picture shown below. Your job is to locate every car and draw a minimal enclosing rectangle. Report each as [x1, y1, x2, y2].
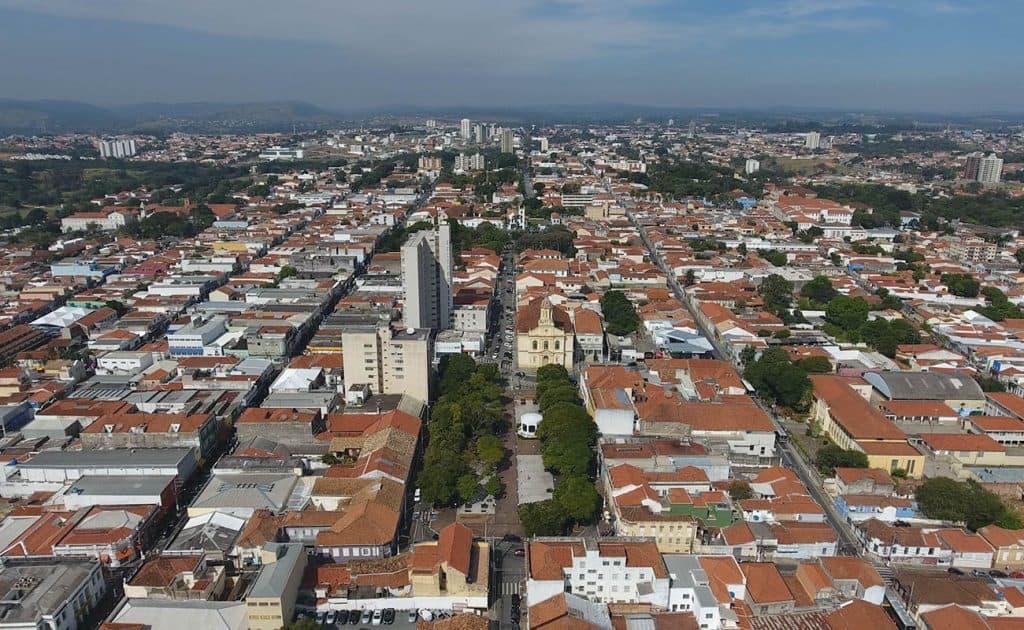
[971, 569, 988, 577]
[413, 488, 421, 503]
[383, 609, 395, 625]
[372, 609, 383, 625]
[1011, 571, 1024, 579]
[991, 569, 1009, 578]
[513, 548, 525, 557]
[325, 610, 337, 625]
[334, 610, 349, 624]
[511, 593, 521, 605]
[408, 610, 419, 623]
[348, 611, 360, 625]
[361, 610, 372, 624]
[316, 611, 327, 625]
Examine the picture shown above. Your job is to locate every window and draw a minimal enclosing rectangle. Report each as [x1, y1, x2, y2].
[544, 341, 549, 350]
[533, 340, 538, 350]
[555, 340, 560, 350]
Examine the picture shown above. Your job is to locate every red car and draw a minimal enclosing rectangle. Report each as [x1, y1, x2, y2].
[513, 548, 525, 557]
[1010, 571, 1024, 579]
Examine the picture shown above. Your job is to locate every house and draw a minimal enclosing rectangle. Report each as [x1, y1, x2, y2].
[855, 519, 951, 566]
[979, 525, 1024, 571]
[833, 468, 896, 496]
[819, 556, 886, 605]
[574, 308, 605, 364]
[937, 529, 995, 569]
[410, 523, 488, 605]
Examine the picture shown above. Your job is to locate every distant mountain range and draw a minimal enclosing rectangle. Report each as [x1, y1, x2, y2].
[0, 99, 1022, 135]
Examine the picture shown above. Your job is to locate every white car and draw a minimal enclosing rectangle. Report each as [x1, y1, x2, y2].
[371, 609, 383, 625]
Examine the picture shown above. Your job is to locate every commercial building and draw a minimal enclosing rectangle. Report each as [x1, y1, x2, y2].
[401, 221, 453, 330]
[245, 543, 308, 630]
[0, 559, 106, 630]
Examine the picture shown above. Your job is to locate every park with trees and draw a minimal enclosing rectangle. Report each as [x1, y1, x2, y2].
[518, 365, 602, 537]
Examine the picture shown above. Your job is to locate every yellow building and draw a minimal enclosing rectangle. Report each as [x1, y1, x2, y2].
[810, 375, 924, 478]
[515, 297, 574, 371]
[245, 543, 308, 630]
[410, 523, 489, 607]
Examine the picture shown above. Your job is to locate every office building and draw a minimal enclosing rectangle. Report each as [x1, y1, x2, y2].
[805, 131, 821, 150]
[501, 128, 515, 153]
[341, 321, 433, 404]
[964, 152, 1003, 184]
[460, 118, 472, 140]
[0, 559, 107, 630]
[745, 159, 760, 175]
[401, 221, 453, 330]
[97, 138, 137, 159]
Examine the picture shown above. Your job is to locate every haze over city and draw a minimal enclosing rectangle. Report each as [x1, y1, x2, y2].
[0, 0, 1021, 111]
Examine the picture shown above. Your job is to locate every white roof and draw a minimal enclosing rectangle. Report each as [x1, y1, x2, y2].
[113, 600, 248, 630]
[269, 367, 323, 393]
[31, 305, 94, 328]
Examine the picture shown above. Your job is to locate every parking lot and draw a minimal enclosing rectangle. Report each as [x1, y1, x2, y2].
[304, 609, 471, 628]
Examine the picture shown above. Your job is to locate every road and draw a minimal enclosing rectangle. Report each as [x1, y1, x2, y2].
[621, 195, 863, 557]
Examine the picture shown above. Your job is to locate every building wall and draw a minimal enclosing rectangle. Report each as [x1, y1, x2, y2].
[614, 517, 696, 553]
[516, 323, 574, 371]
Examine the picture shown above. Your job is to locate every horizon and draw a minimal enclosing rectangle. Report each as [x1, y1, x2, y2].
[0, 1, 1021, 114]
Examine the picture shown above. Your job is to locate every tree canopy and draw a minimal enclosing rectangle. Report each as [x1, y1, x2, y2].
[600, 291, 640, 336]
[743, 347, 812, 410]
[815, 444, 868, 476]
[915, 477, 1022, 531]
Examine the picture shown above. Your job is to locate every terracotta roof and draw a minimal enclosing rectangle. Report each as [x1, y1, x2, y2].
[128, 555, 203, 587]
[825, 600, 897, 630]
[919, 432, 1005, 453]
[516, 297, 573, 334]
[698, 556, 744, 602]
[938, 529, 995, 554]
[740, 562, 794, 605]
[810, 375, 906, 441]
[437, 523, 473, 576]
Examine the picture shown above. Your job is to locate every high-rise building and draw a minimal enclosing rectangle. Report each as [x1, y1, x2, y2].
[341, 321, 433, 404]
[534, 136, 549, 152]
[470, 153, 486, 170]
[745, 159, 761, 175]
[805, 132, 821, 150]
[473, 124, 485, 144]
[500, 129, 515, 154]
[687, 120, 696, 139]
[97, 138, 137, 159]
[425, 119, 437, 129]
[401, 220, 453, 330]
[460, 118, 472, 140]
[964, 152, 1003, 184]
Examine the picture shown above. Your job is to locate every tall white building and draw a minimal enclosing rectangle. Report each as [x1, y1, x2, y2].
[97, 138, 137, 159]
[425, 119, 437, 129]
[454, 153, 486, 173]
[341, 321, 433, 404]
[965, 152, 1004, 184]
[473, 124, 485, 144]
[500, 129, 515, 154]
[401, 220, 453, 330]
[745, 159, 761, 175]
[805, 131, 821, 150]
[534, 136, 549, 152]
[460, 118, 472, 140]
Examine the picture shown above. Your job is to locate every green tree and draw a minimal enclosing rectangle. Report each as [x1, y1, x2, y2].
[760, 249, 788, 267]
[536, 364, 571, 385]
[727, 480, 754, 501]
[941, 273, 980, 298]
[600, 291, 640, 336]
[800, 276, 839, 305]
[538, 384, 579, 412]
[438, 353, 478, 396]
[797, 356, 833, 374]
[457, 473, 480, 503]
[554, 476, 601, 524]
[475, 435, 504, 471]
[484, 475, 504, 498]
[519, 500, 569, 537]
[815, 444, 869, 476]
[759, 274, 794, 315]
[826, 295, 870, 331]
[743, 347, 812, 410]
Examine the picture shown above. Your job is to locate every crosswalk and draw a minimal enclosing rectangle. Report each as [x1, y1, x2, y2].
[498, 580, 522, 596]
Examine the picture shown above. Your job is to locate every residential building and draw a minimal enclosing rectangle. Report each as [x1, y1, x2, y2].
[341, 322, 433, 405]
[401, 221, 453, 330]
[500, 129, 514, 154]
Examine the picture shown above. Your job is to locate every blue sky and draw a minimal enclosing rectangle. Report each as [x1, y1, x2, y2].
[0, 0, 1020, 112]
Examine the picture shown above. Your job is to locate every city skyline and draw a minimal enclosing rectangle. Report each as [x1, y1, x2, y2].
[0, 1, 1021, 113]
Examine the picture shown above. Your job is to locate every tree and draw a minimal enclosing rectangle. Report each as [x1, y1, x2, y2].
[1016, 248, 1024, 265]
[684, 269, 697, 286]
[801, 276, 839, 305]
[439, 354, 478, 396]
[815, 444, 869, 476]
[600, 290, 640, 336]
[797, 356, 833, 374]
[941, 273, 980, 298]
[760, 249, 788, 267]
[476, 435, 504, 471]
[484, 475, 504, 498]
[554, 476, 601, 524]
[727, 480, 754, 501]
[914, 477, 1022, 531]
[457, 473, 480, 503]
[744, 347, 812, 409]
[759, 274, 794, 315]
[826, 295, 870, 331]
[286, 618, 321, 630]
[536, 364, 571, 385]
[538, 384, 579, 412]
[519, 500, 569, 537]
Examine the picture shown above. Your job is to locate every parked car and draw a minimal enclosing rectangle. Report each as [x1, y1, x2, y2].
[372, 609, 383, 625]
[991, 569, 1009, 578]
[361, 610, 372, 624]
[408, 610, 419, 623]
[513, 548, 525, 557]
[1010, 571, 1024, 578]
[325, 610, 337, 625]
[316, 611, 327, 625]
[383, 608, 395, 625]
[948, 567, 964, 575]
[335, 610, 349, 624]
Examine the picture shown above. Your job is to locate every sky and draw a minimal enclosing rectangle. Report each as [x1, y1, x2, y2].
[0, 0, 1021, 113]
